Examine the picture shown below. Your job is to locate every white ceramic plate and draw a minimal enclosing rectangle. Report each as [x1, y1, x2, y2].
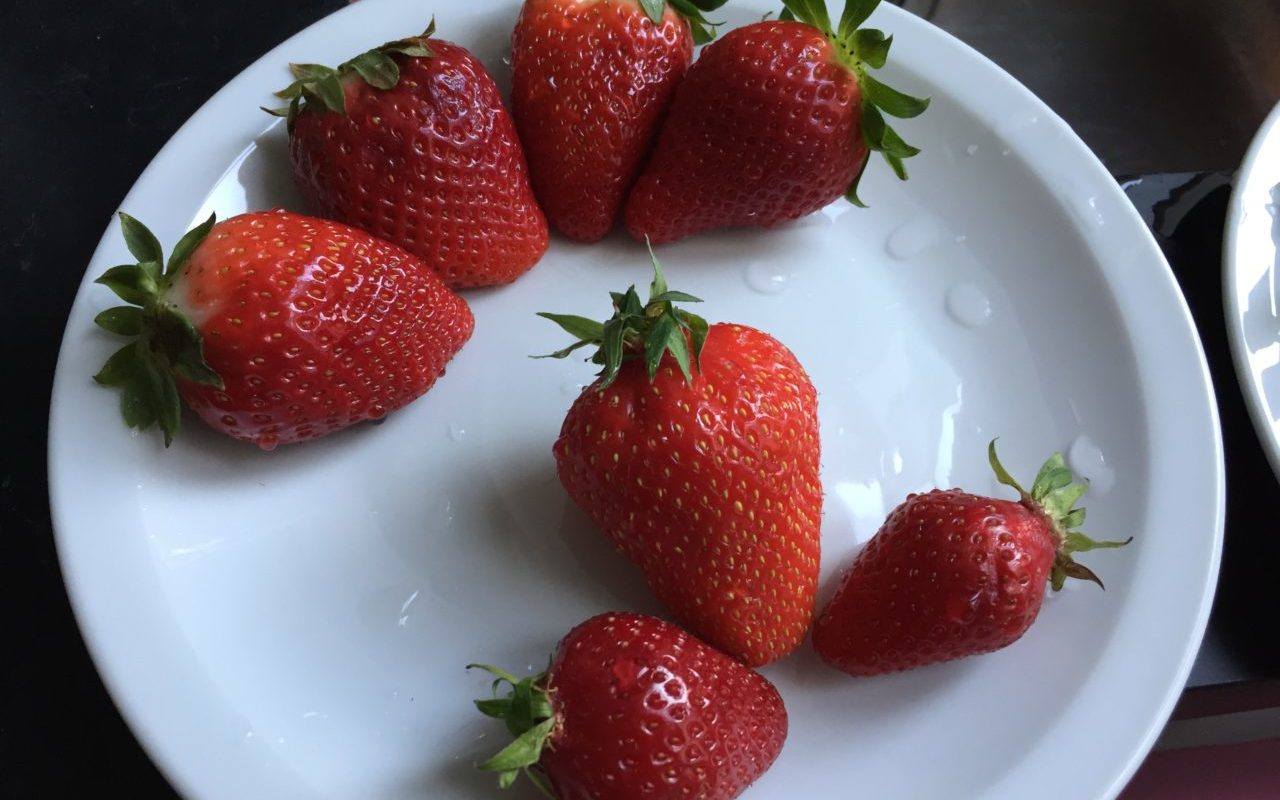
[1225, 100, 1280, 482]
[49, 1, 1224, 798]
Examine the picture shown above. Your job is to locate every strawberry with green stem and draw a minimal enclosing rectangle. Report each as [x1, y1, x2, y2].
[812, 441, 1131, 677]
[470, 612, 788, 798]
[625, 0, 930, 242]
[92, 210, 473, 449]
[540, 250, 822, 666]
[509, 0, 726, 242]
[267, 20, 548, 289]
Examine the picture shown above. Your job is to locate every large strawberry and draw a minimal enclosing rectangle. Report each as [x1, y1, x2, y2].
[268, 21, 548, 288]
[471, 612, 788, 798]
[91, 210, 473, 449]
[812, 442, 1131, 677]
[540, 253, 821, 665]
[509, 0, 722, 242]
[625, 0, 929, 243]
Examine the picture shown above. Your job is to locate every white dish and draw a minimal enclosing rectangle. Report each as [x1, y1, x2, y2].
[49, 1, 1224, 798]
[1225, 100, 1280, 483]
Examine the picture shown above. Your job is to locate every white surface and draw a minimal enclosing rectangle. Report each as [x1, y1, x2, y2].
[1224, 100, 1280, 482]
[47, 1, 1224, 798]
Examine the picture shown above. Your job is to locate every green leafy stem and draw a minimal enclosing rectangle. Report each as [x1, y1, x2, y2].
[263, 19, 437, 125]
[988, 440, 1132, 590]
[536, 244, 709, 390]
[469, 664, 558, 797]
[645, 0, 731, 45]
[92, 213, 222, 446]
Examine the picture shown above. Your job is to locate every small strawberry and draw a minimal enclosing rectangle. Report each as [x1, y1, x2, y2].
[625, 0, 929, 243]
[470, 612, 788, 798]
[812, 442, 1131, 677]
[510, 0, 722, 242]
[540, 252, 821, 665]
[269, 20, 549, 288]
[91, 210, 473, 449]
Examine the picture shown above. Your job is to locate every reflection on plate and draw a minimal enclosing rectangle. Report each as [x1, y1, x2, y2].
[1225, 100, 1280, 482]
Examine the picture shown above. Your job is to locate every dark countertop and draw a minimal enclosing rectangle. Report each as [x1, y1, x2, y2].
[3, 0, 1278, 796]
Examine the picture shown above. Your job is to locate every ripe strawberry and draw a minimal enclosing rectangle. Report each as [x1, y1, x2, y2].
[540, 253, 821, 665]
[509, 0, 721, 242]
[269, 21, 548, 288]
[470, 612, 788, 798]
[91, 210, 473, 449]
[624, 0, 929, 243]
[812, 442, 1131, 676]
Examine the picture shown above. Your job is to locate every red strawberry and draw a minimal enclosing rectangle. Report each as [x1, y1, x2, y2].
[270, 21, 549, 288]
[91, 210, 474, 449]
[540, 253, 821, 665]
[470, 612, 788, 799]
[625, 0, 929, 243]
[509, 0, 720, 241]
[812, 442, 1131, 676]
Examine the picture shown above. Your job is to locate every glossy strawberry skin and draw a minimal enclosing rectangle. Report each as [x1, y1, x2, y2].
[542, 613, 787, 800]
[170, 210, 473, 448]
[511, 0, 692, 242]
[625, 21, 866, 243]
[554, 324, 822, 666]
[812, 490, 1057, 676]
[289, 39, 548, 288]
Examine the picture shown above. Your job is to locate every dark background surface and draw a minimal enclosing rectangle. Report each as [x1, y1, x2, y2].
[2, 0, 1279, 796]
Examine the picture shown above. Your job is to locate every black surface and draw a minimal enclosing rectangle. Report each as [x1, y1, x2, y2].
[2, 1, 1277, 797]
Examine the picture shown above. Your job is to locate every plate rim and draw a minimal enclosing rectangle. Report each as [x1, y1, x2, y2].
[47, 1, 1226, 798]
[1223, 99, 1280, 482]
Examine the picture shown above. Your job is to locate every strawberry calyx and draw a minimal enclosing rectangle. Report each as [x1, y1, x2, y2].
[536, 244, 709, 390]
[779, 0, 930, 206]
[263, 19, 437, 126]
[657, 0, 729, 45]
[468, 664, 558, 797]
[92, 213, 223, 446]
[988, 440, 1132, 591]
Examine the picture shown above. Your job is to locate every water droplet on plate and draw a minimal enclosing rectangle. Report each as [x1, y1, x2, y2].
[821, 201, 852, 223]
[562, 381, 587, 396]
[886, 218, 941, 260]
[996, 113, 1039, 139]
[954, 234, 968, 244]
[448, 423, 467, 441]
[945, 283, 993, 329]
[1067, 435, 1115, 494]
[965, 144, 979, 156]
[744, 261, 788, 295]
[1068, 194, 1106, 229]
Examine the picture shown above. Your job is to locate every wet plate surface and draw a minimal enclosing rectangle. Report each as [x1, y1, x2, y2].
[48, 1, 1223, 798]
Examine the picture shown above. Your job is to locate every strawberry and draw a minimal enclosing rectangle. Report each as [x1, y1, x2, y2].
[470, 612, 788, 798]
[624, 0, 929, 243]
[812, 442, 1131, 677]
[269, 21, 549, 288]
[91, 210, 474, 449]
[509, 0, 721, 242]
[540, 252, 821, 665]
